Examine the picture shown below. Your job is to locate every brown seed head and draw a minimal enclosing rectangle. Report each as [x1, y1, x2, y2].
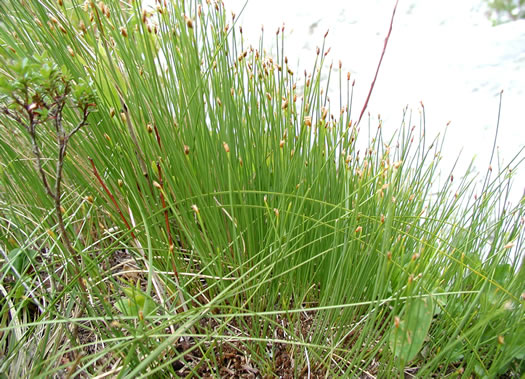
[184, 16, 193, 29]
[321, 107, 328, 121]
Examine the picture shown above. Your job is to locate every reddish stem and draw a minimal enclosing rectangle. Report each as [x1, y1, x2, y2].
[357, 0, 399, 126]
[88, 157, 136, 239]
[156, 162, 179, 280]
[153, 124, 162, 149]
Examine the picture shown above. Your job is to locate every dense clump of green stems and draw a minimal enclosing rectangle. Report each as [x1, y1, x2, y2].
[0, 0, 523, 377]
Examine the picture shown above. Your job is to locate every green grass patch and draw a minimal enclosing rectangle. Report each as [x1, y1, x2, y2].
[0, 0, 523, 377]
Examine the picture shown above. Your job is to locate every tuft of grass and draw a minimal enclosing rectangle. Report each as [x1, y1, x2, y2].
[0, 0, 524, 377]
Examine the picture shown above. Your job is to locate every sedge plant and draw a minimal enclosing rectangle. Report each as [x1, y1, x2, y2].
[0, 0, 524, 377]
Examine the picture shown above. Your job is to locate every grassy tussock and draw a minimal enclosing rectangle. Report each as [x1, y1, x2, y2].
[0, 0, 524, 377]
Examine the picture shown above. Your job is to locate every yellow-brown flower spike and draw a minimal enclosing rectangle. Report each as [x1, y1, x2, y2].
[498, 335, 504, 345]
[118, 179, 123, 187]
[281, 99, 288, 110]
[504, 241, 516, 249]
[274, 208, 279, 217]
[304, 116, 312, 127]
[146, 123, 153, 134]
[321, 107, 328, 121]
[85, 195, 94, 204]
[191, 204, 199, 214]
[120, 27, 128, 37]
[394, 316, 400, 328]
[355, 226, 362, 234]
[67, 46, 75, 57]
[279, 140, 285, 148]
[223, 142, 230, 153]
[153, 181, 162, 189]
[79, 20, 87, 34]
[184, 145, 190, 155]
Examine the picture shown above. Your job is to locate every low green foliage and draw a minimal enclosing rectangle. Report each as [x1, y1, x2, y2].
[0, 0, 524, 377]
[486, 0, 525, 23]
[389, 296, 434, 363]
